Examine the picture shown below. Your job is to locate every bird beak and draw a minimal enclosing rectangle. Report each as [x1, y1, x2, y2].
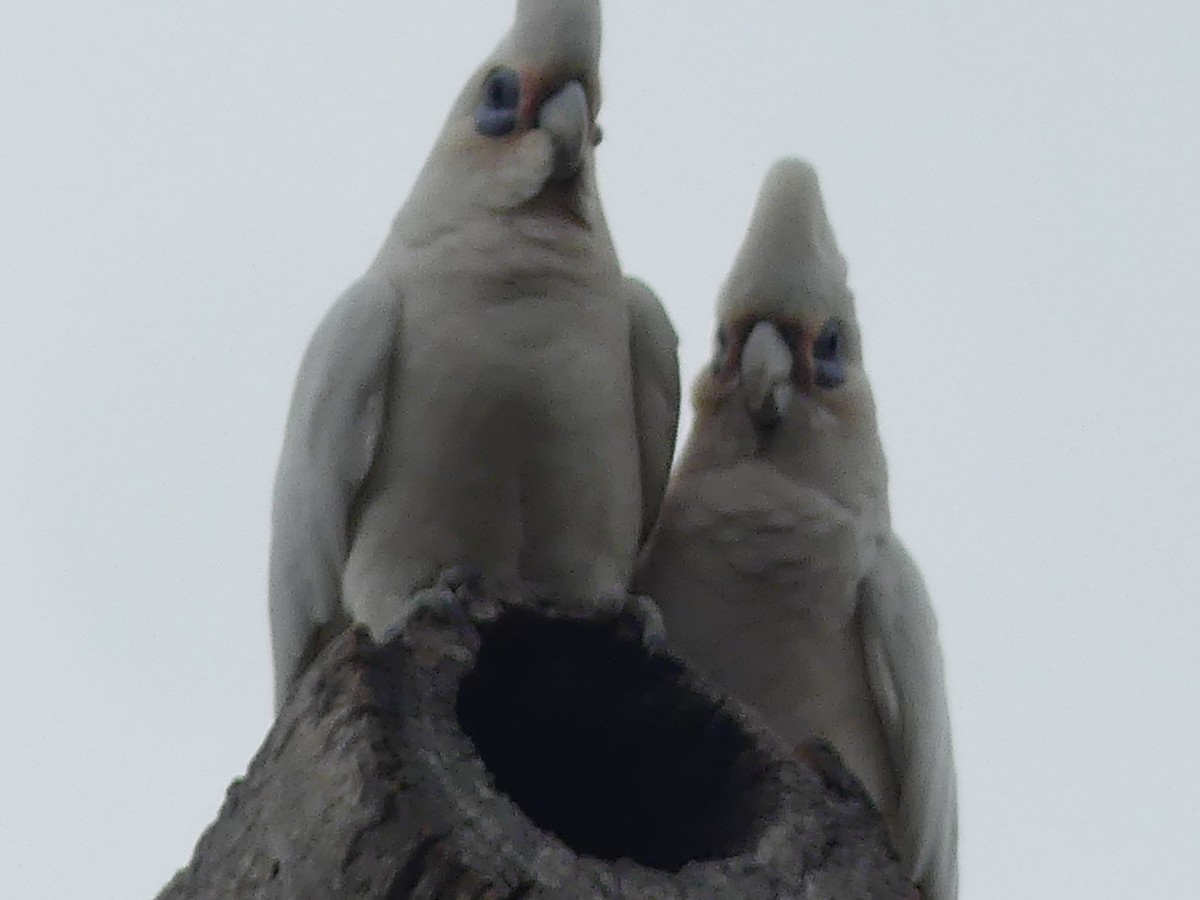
[740, 320, 794, 428]
[533, 79, 590, 183]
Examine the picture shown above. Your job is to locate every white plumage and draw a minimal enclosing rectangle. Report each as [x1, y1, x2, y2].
[268, 0, 679, 710]
[635, 158, 957, 899]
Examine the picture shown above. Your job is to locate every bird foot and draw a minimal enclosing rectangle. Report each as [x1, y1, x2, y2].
[589, 591, 668, 652]
[382, 566, 502, 658]
[794, 737, 869, 801]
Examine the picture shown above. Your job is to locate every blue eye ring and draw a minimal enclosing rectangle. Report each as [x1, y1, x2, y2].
[813, 318, 843, 361]
[475, 67, 521, 137]
[813, 318, 847, 388]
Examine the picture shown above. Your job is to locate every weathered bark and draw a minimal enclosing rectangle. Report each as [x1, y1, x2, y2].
[158, 577, 911, 899]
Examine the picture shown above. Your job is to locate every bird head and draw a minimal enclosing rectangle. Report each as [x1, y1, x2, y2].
[696, 158, 875, 441]
[403, 0, 605, 235]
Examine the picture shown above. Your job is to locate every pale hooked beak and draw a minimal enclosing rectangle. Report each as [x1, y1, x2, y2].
[536, 79, 589, 183]
[740, 320, 794, 428]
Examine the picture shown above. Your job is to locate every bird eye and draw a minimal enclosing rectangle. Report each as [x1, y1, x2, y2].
[475, 68, 521, 137]
[485, 68, 520, 111]
[711, 327, 730, 373]
[813, 319, 843, 361]
[813, 318, 848, 388]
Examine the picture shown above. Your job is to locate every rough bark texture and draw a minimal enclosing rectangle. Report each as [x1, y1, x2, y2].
[158, 576, 912, 899]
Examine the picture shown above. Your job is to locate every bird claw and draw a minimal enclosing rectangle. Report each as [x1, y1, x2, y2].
[794, 737, 874, 804]
[382, 567, 501, 658]
[437, 564, 484, 596]
[592, 592, 668, 653]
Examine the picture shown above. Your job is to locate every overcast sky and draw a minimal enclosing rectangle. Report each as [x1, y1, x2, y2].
[2, 3, 1198, 898]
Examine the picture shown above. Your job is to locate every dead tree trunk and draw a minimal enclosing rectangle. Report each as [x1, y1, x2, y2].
[157, 576, 911, 899]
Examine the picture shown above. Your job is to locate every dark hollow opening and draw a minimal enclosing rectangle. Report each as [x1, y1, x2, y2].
[456, 608, 777, 871]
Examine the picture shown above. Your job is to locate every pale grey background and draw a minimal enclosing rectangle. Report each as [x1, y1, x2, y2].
[2, 2, 1197, 897]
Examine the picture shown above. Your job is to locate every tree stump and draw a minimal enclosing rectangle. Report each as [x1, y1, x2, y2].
[157, 576, 911, 898]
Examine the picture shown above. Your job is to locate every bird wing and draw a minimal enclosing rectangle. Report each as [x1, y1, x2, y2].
[624, 276, 680, 548]
[859, 532, 959, 899]
[267, 273, 401, 709]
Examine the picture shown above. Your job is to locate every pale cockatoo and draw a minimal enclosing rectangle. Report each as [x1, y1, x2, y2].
[269, 0, 679, 710]
[634, 158, 956, 898]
